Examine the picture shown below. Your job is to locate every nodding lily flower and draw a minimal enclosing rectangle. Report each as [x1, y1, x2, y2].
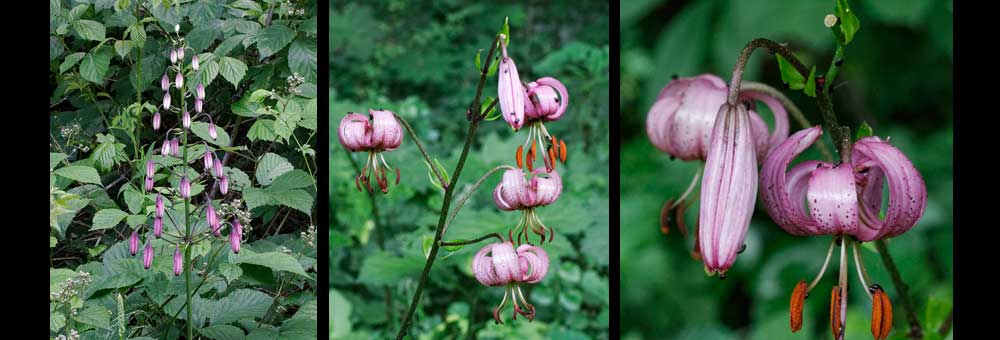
[145, 176, 154, 192]
[647, 74, 789, 263]
[175, 72, 184, 89]
[179, 176, 191, 199]
[514, 77, 570, 173]
[220, 175, 229, 195]
[170, 49, 178, 64]
[472, 239, 549, 324]
[493, 168, 562, 244]
[338, 109, 404, 193]
[146, 159, 156, 179]
[213, 158, 224, 178]
[153, 112, 161, 131]
[161, 73, 170, 92]
[208, 123, 218, 140]
[206, 203, 220, 237]
[230, 219, 242, 254]
[192, 55, 200, 70]
[195, 98, 203, 113]
[162, 92, 171, 110]
[176, 47, 185, 61]
[171, 138, 180, 157]
[153, 217, 163, 238]
[173, 247, 183, 276]
[760, 126, 926, 340]
[182, 111, 191, 129]
[203, 148, 214, 171]
[129, 229, 139, 256]
[497, 36, 525, 131]
[155, 194, 165, 219]
[196, 84, 205, 100]
[143, 242, 154, 269]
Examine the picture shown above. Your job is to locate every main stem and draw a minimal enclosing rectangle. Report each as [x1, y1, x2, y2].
[874, 239, 923, 339]
[180, 63, 194, 340]
[395, 34, 500, 339]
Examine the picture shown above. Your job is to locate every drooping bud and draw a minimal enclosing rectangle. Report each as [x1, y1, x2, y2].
[155, 194, 165, 218]
[173, 247, 183, 276]
[497, 40, 525, 130]
[209, 123, 218, 140]
[142, 242, 154, 269]
[220, 175, 229, 195]
[162, 92, 171, 110]
[145, 177, 154, 192]
[161, 73, 170, 92]
[196, 84, 205, 100]
[230, 219, 242, 254]
[206, 203, 219, 237]
[203, 150, 214, 171]
[161, 138, 171, 156]
[176, 47, 185, 61]
[152, 112, 161, 130]
[175, 72, 184, 89]
[213, 158, 224, 178]
[195, 98, 203, 113]
[174, 24, 180, 33]
[170, 49, 178, 64]
[182, 111, 191, 129]
[146, 159, 156, 179]
[179, 176, 191, 198]
[192, 55, 200, 70]
[153, 217, 163, 238]
[171, 138, 180, 157]
[129, 229, 139, 256]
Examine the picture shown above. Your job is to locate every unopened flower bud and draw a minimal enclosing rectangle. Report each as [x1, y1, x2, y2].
[161, 73, 170, 92]
[196, 84, 205, 100]
[203, 150, 214, 171]
[175, 72, 184, 89]
[143, 242, 154, 269]
[182, 111, 191, 129]
[174, 24, 180, 33]
[176, 47, 184, 61]
[179, 176, 191, 198]
[220, 175, 229, 195]
[209, 123, 218, 140]
[145, 177, 154, 192]
[213, 158, 224, 178]
[195, 98, 203, 113]
[155, 194, 165, 218]
[153, 217, 163, 238]
[162, 92, 171, 110]
[192, 55, 200, 70]
[173, 247, 183, 276]
[152, 112, 161, 131]
[129, 230, 139, 256]
[206, 203, 219, 237]
[146, 159, 155, 179]
[230, 219, 242, 254]
[170, 49, 177, 64]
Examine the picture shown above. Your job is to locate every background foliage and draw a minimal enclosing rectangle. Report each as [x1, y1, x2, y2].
[620, 0, 953, 339]
[50, 1, 318, 339]
[330, 0, 610, 338]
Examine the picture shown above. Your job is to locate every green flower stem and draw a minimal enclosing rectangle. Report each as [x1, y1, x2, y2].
[442, 164, 518, 236]
[393, 112, 447, 189]
[440, 232, 504, 247]
[874, 239, 923, 339]
[740, 81, 835, 161]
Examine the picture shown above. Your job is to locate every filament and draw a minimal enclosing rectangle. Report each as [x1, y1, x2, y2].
[851, 241, 874, 300]
[807, 237, 838, 292]
[677, 166, 703, 203]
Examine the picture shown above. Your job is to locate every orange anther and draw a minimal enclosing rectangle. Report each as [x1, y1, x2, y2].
[516, 145, 524, 169]
[790, 280, 808, 332]
[871, 285, 893, 340]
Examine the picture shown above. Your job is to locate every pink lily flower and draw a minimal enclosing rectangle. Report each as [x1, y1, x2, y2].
[514, 76, 570, 173]
[493, 168, 562, 244]
[338, 109, 404, 193]
[472, 240, 549, 324]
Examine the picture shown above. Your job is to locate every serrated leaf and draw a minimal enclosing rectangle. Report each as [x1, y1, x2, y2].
[73, 19, 106, 41]
[214, 34, 250, 57]
[60, 52, 86, 74]
[776, 54, 805, 90]
[218, 262, 243, 283]
[247, 119, 277, 142]
[803, 66, 818, 97]
[72, 305, 111, 330]
[199, 59, 220, 86]
[267, 188, 313, 215]
[50, 152, 69, 170]
[123, 187, 144, 214]
[218, 56, 248, 88]
[114, 40, 133, 59]
[54, 165, 102, 184]
[92, 209, 128, 230]
[243, 187, 271, 211]
[50, 312, 66, 332]
[256, 24, 296, 59]
[80, 47, 114, 84]
[187, 23, 221, 52]
[288, 38, 317, 82]
[199, 324, 245, 340]
[233, 251, 310, 279]
[129, 23, 146, 46]
[268, 170, 312, 191]
[256, 153, 293, 186]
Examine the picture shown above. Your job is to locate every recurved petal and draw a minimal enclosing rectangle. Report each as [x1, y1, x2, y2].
[495, 168, 529, 210]
[806, 163, 860, 235]
[851, 137, 927, 240]
[646, 97, 684, 156]
[698, 103, 758, 275]
[516, 244, 549, 283]
[529, 169, 562, 206]
[651, 74, 728, 161]
[498, 56, 525, 130]
[761, 126, 825, 236]
[369, 109, 403, 150]
[490, 242, 520, 284]
[742, 90, 790, 152]
[338, 113, 371, 151]
[527, 77, 569, 121]
[473, 243, 504, 286]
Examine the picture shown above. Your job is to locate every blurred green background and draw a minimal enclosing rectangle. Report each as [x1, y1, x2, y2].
[620, 0, 952, 339]
[331, 1, 609, 338]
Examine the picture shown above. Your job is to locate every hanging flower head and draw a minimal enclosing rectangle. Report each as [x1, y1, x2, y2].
[493, 168, 562, 244]
[338, 109, 404, 193]
[472, 239, 549, 324]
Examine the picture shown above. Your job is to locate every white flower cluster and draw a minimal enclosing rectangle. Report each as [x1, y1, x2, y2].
[300, 224, 316, 248]
[53, 329, 79, 340]
[49, 272, 92, 304]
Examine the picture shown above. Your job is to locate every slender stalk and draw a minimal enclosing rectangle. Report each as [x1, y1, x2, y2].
[442, 165, 517, 236]
[740, 81, 835, 161]
[874, 239, 923, 340]
[393, 113, 447, 188]
[938, 307, 953, 336]
[440, 232, 503, 247]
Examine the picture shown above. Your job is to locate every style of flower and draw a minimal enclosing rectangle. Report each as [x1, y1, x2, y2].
[472, 240, 549, 324]
[760, 126, 926, 340]
[493, 168, 562, 244]
[338, 109, 404, 193]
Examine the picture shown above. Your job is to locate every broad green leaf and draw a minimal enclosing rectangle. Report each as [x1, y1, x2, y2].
[776, 54, 806, 90]
[247, 119, 277, 142]
[267, 188, 313, 215]
[191, 121, 232, 147]
[218, 56, 248, 88]
[256, 153, 293, 186]
[92, 209, 128, 230]
[357, 252, 424, 285]
[73, 305, 111, 330]
[214, 34, 250, 57]
[187, 23, 221, 52]
[199, 325, 245, 340]
[256, 24, 296, 59]
[50, 312, 66, 332]
[60, 52, 86, 74]
[243, 187, 271, 211]
[199, 59, 220, 86]
[330, 289, 351, 337]
[126, 214, 147, 228]
[129, 23, 146, 46]
[269, 170, 313, 191]
[233, 251, 311, 279]
[114, 39, 133, 59]
[80, 47, 114, 84]
[54, 165, 102, 184]
[218, 262, 243, 283]
[288, 38, 317, 82]
[50, 152, 68, 170]
[73, 19, 107, 41]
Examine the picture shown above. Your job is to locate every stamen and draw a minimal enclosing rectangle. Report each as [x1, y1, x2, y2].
[660, 199, 676, 235]
[851, 241, 873, 299]
[676, 167, 702, 204]
[870, 285, 893, 340]
[355, 174, 362, 192]
[516, 145, 524, 168]
[559, 139, 567, 162]
[807, 238, 838, 292]
[515, 284, 536, 321]
[790, 280, 808, 332]
[395, 168, 400, 185]
[494, 284, 511, 324]
[830, 285, 844, 340]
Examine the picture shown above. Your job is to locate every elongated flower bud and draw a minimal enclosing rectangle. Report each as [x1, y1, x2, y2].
[230, 219, 242, 254]
[153, 217, 163, 238]
[179, 176, 191, 198]
[173, 247, 183, 276]
[161, 73, 170, 92]
[192, 55, 200, 70]
[152, 112, 161, 131]
[203, 150, 214, 171]
[129, 229, 139, 256]
[196, 84, 205, 100]
[206, 203, 219, 236]
[162, 92, 171, 110]
[182, 111, 191, 129]
[175, 72, 184, 89]
[213, 158, 224, 178]
[195, 98, 203, 113]
[146, 159, 155, 179]
[155, 194, 164, 218]
[497, 41, 525, 130]
[220, 175, 229, 195]
[699, 102, 758, 276]
[171, 138, 180, 157]
[143, 242, 153, 269]
[176, 47, 185, 61]
[161, 138, 171, 156]
[170, 49, 177, 64]
[174, 24, 180, 33]
[145, 177, 154, 192]
[209, 123, 218, 140]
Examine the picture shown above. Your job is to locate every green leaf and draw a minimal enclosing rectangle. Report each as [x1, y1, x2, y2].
[187, 24, 221, 52]
[199, 324, 245, 340]
[90, 134, 124, 172]
[50, 312, 66, 332]
[50, 152, 68, 170]
[233, 251, 311, 279]
[243, 187, 271, 211]
[269, 170, 313, 191]
[256, 24, 296, 59]
[218, 262, 243, 283]
[214, 34, 250, 57]
[92, 209, 128, 230]
[475, 49, 482, 70]
[126, 214, 147, 228]
[856, 121, 873, 139]
[481, 96, 499, 120]
[218, 56, 248, 88]
[499, 16, 510, 46]
[198, 59, 220, 86]
[835, 0, 861, 44]
[129, 23, 146, 46]
[256, 153, 293, 186]
[113, 39, 133, 59]
[73, 305, 111, 330]
[191, 121, 232, 147]
[73, 19, 107, 41]
[803, 66, 818, 98]
[60, 52, 86, 74]
[776, 54, 806, 90]
[80, 47, 114, 84]
[247, 119, 277, 142]
[287, 38, 317, 82]
[268, 188, 313, 215]
[330, 289, 352, 337]
[357, 252, 424, 285]
[54, 165, 102, 184]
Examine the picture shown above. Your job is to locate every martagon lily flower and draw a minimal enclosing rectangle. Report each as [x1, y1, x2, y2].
[472, 240, 549, 324]
[493, 168, 562, 244]
[646, 74, 789, 269]
[760, 126, 926, 340]
[338, 109, 403, 193]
